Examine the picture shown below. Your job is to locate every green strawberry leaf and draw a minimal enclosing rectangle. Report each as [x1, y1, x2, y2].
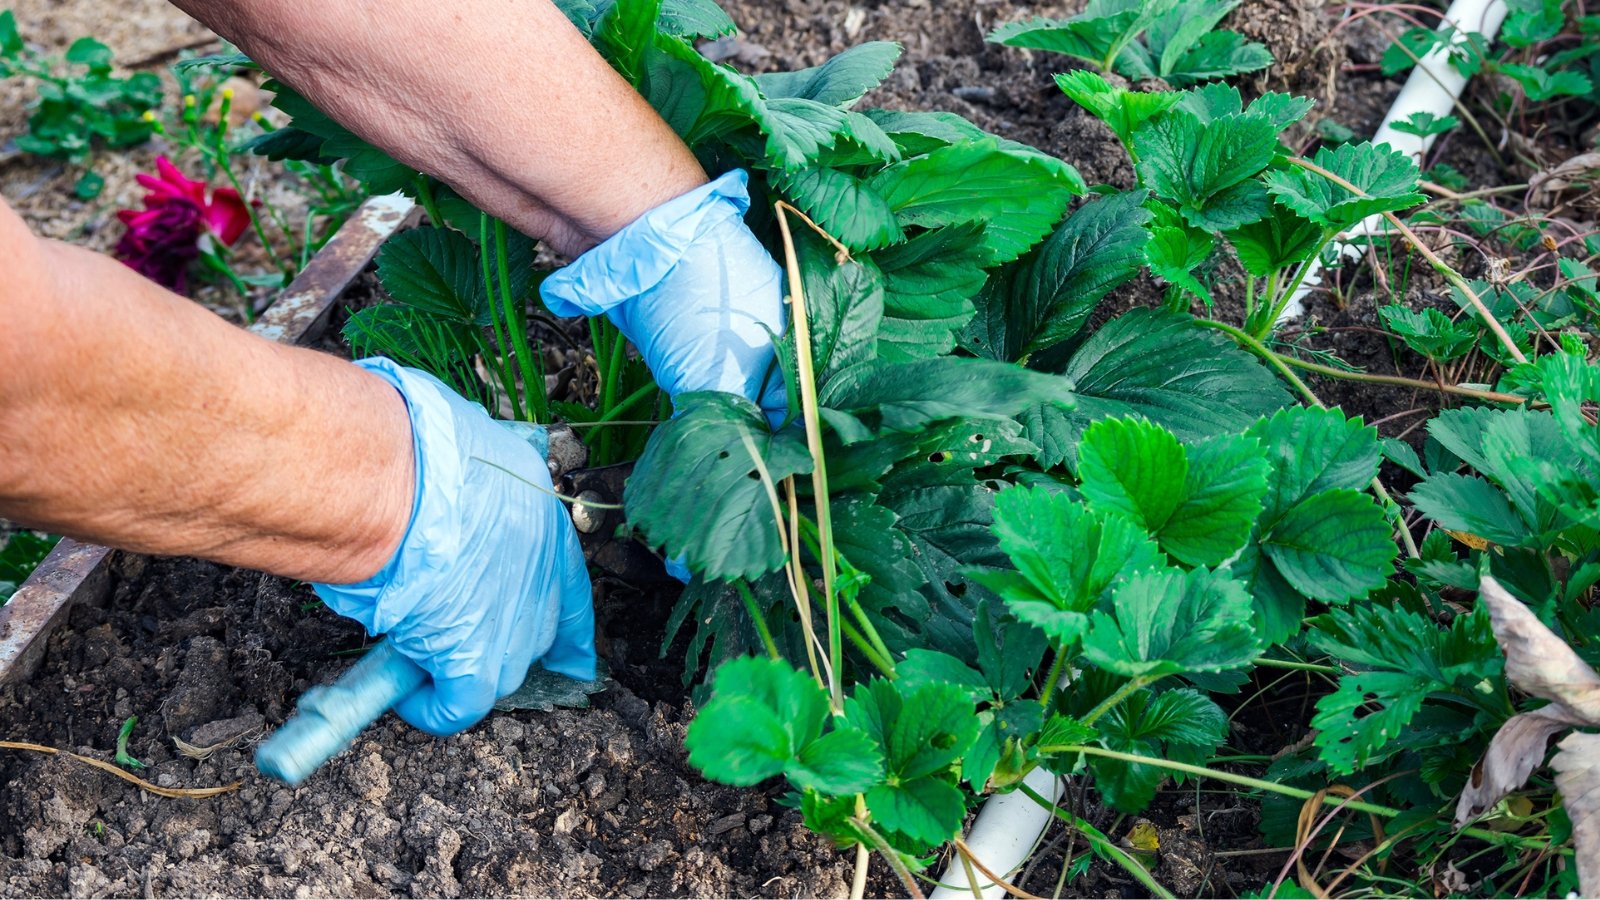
[962, 190, 1152, 361]
[819, 357, 1075, 436]
[1021, 309, 1292, 468]
[1260, 489, 1394, 603]
[1226, 201, 1325, 277]
[776, 166, 905, 251]
[1083, 567, 1263, 676]
[625, 393, 814, 581]
[789, 728, 886, 795]
[753, 41, 903, 107]
[1263, 142, 1424, 230]
[1054, 70, 1181, 147]
[1091, 688, 1228, 811]
[866, 777, 967, 846]
[1133, 110, 1279, 232]
[1379, 306, 1476, 361]
[874, 223, 989, 361]
[790, 226, 885, 381]
[1145, 222, 1215, 305]
[870, 138, 1085, 265]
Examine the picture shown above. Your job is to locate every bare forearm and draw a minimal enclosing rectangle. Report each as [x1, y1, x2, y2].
[0, 206, 411, 583]
[170, 0, 707, 255]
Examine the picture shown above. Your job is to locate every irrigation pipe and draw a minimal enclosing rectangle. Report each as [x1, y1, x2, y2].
[1279, 0, 1509, 321]
[929, 767, 1062, 899]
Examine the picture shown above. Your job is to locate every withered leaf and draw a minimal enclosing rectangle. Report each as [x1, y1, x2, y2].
[1551, 731, 1600, 893]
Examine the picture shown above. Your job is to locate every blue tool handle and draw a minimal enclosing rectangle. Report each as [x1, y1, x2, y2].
[255, 639, 428, 785]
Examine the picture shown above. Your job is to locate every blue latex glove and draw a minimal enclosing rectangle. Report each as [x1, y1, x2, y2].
[312, 358, 596, 736]
[540, 169, 787, 417]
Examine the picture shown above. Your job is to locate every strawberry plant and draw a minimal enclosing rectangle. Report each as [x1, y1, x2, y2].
[0, 9, 162, 198]
[989, 0, 1272, 88]
[0, 529, 57, 604]
[244, 0, 1598, 889]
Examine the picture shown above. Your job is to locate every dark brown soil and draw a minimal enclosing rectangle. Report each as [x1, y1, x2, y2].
[0, 554, 847, 899]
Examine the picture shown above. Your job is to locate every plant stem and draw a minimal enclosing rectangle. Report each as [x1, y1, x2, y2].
[496, 220, 546, 423]
[593, 381, 658, 425]
[413, 175, 445, 228]
[1288, 156, 1528, 365]
[734, 581, 781, 661]
[480, 214, 524, 422]
[1038, 650, 1069, 709]
[1033, 744, 1565, 853]
[1251, 656, 1341, 674]
[850, 818, 925, 900]
[1259, 230, 1337, 334]
[1275, 341, 1527, 404]
[842, 618, 897, 678]
[1016, 784, 1175, 899]
[774, 202, 843, 711]
[851, 843, 870, 900]
[1080, 676, 1153, 727]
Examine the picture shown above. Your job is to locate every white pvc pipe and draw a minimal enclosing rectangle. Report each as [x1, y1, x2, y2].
[1279, 0, 1508, 320]
[930, 767, 1062, 899]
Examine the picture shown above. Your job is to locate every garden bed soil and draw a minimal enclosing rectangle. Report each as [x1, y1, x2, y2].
[1, 0, 1571, 896]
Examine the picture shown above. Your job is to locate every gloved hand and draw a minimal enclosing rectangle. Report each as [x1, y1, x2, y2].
[311, 358, 595, 736]
[540, 169, 787, 418]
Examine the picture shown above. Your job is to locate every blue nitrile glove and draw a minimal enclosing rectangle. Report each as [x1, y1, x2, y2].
[311, 358, 596, 736]
[540, 169, 787, 417]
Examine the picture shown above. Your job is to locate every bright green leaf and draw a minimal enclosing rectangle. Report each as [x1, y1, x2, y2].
[1084, 567, 1262, 676]
[754, 42, 903, 107]
[1263, 142, 1424, 230]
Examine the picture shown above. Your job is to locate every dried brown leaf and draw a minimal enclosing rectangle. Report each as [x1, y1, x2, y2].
[1456, 704, 1579, 825]
[1530, 152, 1600, 196]
[1457, 578, 1600, 825]
[1551, 731, 1600, 894]
[1480, 577, 1600, 720]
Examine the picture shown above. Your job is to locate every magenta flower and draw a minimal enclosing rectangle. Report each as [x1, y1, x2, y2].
[115, 156, 252, 293]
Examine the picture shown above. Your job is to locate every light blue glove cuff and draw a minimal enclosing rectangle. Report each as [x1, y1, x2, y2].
[541, 170, 754, 319]
[312, 358, 468, 634]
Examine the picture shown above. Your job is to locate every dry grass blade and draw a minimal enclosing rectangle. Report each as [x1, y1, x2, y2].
[952, 837, 1045, 900]
[0, 739, 241, 799]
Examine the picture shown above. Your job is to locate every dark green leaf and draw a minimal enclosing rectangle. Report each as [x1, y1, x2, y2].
[1022, 309, 1292, 467]
[776, 166, 904, 251]
[874, 223, 988, 360]
[870, 138, 1085, 265]
[820, 357, 1074, 435]
[1092, 688, 1227, 810]
[1260, 490, 1394, 603]
[1226, 201, 1325, 277]
[376, 227, 491, 324]
[963, 191, 1151, 361]
[754, 42, 903, 107]
[626, 393, 813, 581]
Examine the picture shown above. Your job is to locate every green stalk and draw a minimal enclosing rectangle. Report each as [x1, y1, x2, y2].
[734, 580, 781, 661]
[1016, 784, 1175, 899]
[1038, 650, 1069, 709]
[1251, 656, 1341, 674]
[1080, 675, 1154, 727]
[850, 818, 925, 900]
[413, 175, 445, 228]
[1243, 274, 1257, 324]
[595, 319, 629, 464]
[1257, 231, 1336, 339]
[480, 214, 524, 422]
[495, 220, 546, 423]
[842, 619, 896, 678]
[594, 381, 658, 425]
[1032, 744, 1566, 854]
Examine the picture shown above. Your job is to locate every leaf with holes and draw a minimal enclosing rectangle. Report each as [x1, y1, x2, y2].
[625, 392, 813, 582]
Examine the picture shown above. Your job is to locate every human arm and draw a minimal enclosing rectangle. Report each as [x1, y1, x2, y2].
[0, 197, 412, 583]
[166, 0, 708, 258]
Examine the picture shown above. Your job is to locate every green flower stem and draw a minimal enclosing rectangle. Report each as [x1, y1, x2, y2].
[1288, 156, 1528, 365]
[1258, 229, 1337, 337]
[413, 175, 445, 228]
[480, 214, 525, 422]
[593, 381, 658, 425]
[1038, 650, 1069, 709]
[598, 319, 629, 459]
[850, 817, 925, 900]
[841, 618, 896, 678]
[1032, 744, 1566, 854]
[495, 220, 546, 423]
[734, 580, 781, 661]
[1250, 656, 1341, 674]
[1243, 274, 1256, 324]
[1080, 675, 1154, 727]
[1016, 784, 1175, 899]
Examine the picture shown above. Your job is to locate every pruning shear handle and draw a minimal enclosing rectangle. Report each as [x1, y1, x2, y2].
[254, 639, 426, 785]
